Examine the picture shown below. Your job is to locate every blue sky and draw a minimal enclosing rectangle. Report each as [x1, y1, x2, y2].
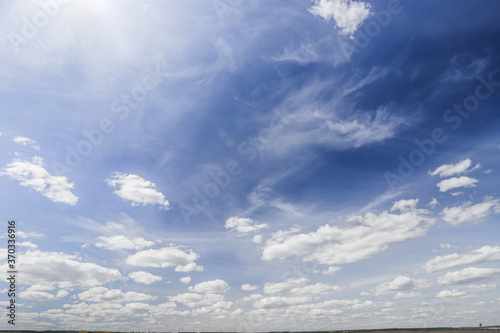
[1, 0, 500, 331]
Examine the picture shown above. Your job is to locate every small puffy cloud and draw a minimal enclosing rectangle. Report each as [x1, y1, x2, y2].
[423, 246, 500, 273]
[262, 199, 434, 265]
[96, 235, 154, 251]
[390, 199, 419, 212]
[128, 271, 162, 285]
[253, 295, 312, 309]
[188, 279, 229, 294]
[436, 176, 478, 192]
[252, 235, 263, 244]
[393, 292, 422, 300]
[263, 278, 309, 294]
[437, 267, 500, 285]
[290, 283, 342, 295]
[106, 172, 170, 209]
[309, 0, 372, 35]
[323, 266, 342, 276]
[441, 197, 500, 225]
[428, 197, 439, 208]
[13, 136, 40, 150]
[18, 241, 38, 248]
[169, 293, 224, 308]
[2, 157, 78, 205]
[180, 276, 191, 284]
[225, 217, 269, 235]
[19, 250, 121, 288]
[78, 287, 157, 302]
[429, 158, 473, 177]
[125, 245, 203, 272]
[241, 284, 258, 291]
[20, 290, 57, 301]
[368, 277, 432, 296]
[436, 289, 468, 298]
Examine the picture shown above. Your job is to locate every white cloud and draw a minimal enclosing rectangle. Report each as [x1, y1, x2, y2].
[169, 293, 224, 308]
[309, 0, 372, 35]
[437, 267, 500, 285]
[18, 241, 38, 248]
[106, 172, 170, 209]
[368, 277, 432, 296]
[96, 235, 154, 251]
[128, 271, 162, 285]
[2, 157, 78, 205]
[13, 136, 40, 150]
[436, 289, 468, 298]
[441, 197, 500, 225]
[262, 199, 434, 265]
[423, 246, 500, 273]
[78, 287, 157, 303]
[252, 234, 263, 244]
[241, 284, 259, 291]
[429, 158, 473, 177]
[188, 279, 229, 294]
[263, 278, 309, 294]
[253, 295, 312, 309]
[323, 266, 342, 276]
[289, 283, 342, 295]
[20, 290, 57, 301]
[18, 250, 121, 288]
[225, 217, 269, 235]
[180, 276, 191, 284]
[428, 197, 439, 208]
[436, 176, 478, 192]
[125, 245, 203, 272]
[393, 292, 422, 300]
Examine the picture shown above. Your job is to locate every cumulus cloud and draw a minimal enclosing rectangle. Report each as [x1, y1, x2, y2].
[225, 217, 269, 235]
[128, 271, 162, 285]
[253, 295, 312, 309]
[263, 278, 309, 294]
[180, 276, 191, 284]
[309, 0, 372, 35]
[436, 176, 478, 192]
[241, 284, 259, 291]
[188, 279, 230, 294]
[19, 250, 121, 288]
[428, 197, 439, 208]
[393, 292, 422, 300]
[106, 172, 170, 209]
[20, 290, 58, 301]
[289, 283, 342, 295]
[96, 235, 154, 251]
[262, 199, 434, 265]
[423, 245, 500, 273]
[323, 266, 342, 276]
[125, 245, 203, 272]
[437, 267, 500, 285]
[2, 157, 78, 205]
[367, 277, 432, 296]
[441, 197, 500, 225]
[78, 287, 157, 302]
[169, 293, 224, 308]
[429, 158, 474, 177]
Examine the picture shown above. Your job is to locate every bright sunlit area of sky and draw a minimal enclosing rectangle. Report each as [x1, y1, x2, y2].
[0, 0, 500, 331]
